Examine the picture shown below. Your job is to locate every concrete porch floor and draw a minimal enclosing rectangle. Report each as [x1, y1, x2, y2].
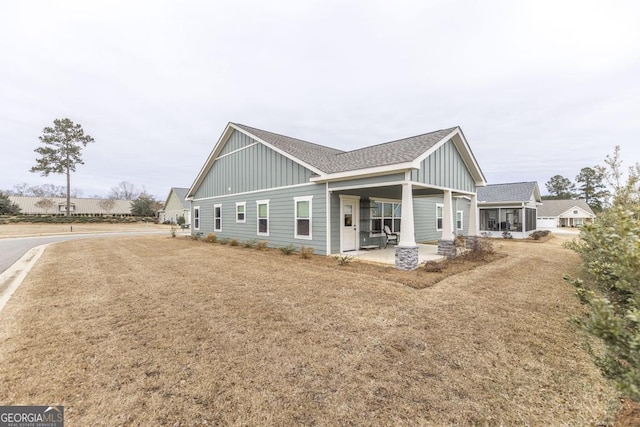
[342, 243, 443, 265]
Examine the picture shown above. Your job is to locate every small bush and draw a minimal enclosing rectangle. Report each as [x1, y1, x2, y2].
[300, 245, 314, 259]
[219, 237, 230, 245]
[191, 232, 204, 240]
[170, 226, 177, 238]
[255, 241, 268, 251]
[424, 259, 447, 272]
[334, 254, 353, 266]
[204, 233, 217, 243]
[529, 230, 550, 240]
[279, 244, 295, 255]
[243, 239, 257, 248]
[229, 238, 239, 246]
[462, 236, 495, 261]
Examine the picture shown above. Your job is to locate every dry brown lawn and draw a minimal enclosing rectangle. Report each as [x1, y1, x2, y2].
[0, 234, 621, 425]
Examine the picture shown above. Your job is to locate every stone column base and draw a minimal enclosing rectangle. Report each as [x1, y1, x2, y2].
[437, 239, 457, 258]
[395, 245, 419, 270]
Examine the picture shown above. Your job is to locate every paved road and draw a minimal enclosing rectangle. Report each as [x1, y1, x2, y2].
[0, 231, 171, 274]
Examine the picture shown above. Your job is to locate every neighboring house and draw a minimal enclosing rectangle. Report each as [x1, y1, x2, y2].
[8, 196, 133, 216]
[186, 122, 487, 270]
[158, 187, 190, 225]
[537, 199, 596, 228]
[476, 182, 542, 238]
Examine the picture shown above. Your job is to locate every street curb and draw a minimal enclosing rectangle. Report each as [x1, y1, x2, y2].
[0, 244, 50, 313]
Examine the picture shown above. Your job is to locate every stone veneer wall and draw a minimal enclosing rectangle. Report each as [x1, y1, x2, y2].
[395, 246, 419, 270]
[437, 239, 457, 258]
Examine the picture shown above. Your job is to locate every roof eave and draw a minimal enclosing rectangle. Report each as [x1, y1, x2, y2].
[310, 162, 416, 183]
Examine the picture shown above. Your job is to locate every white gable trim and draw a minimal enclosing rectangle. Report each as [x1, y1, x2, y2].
[187, 123, 325, 199]
[310, 162, 416, 183]
[412, 127, 486, 186]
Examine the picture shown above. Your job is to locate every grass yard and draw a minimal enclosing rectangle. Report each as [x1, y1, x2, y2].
[0, 234, 621, 425]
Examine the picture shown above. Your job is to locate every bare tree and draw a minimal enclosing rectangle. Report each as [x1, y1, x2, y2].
[98, 198, 116, 215]
[35, 198, 56, 214]
[109, 181, 139, 200]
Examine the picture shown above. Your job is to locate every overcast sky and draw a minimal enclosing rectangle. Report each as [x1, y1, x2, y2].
[1, 0, 639, 200]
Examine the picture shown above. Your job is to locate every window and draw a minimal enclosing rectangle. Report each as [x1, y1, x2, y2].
[370, 201, 401, 234]
[257, 200, 269, 236]
[436, 204, 443, 230]
[573, 209, 579, 215]
[214, 204, 222, 232]
[236, 202, 246, 223]
[294, 196, 312, 239]
[194, 206, 200, 230]
[456, 210, 463, 230]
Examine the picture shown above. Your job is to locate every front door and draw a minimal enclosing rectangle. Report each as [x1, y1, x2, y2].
[341, 197, 359, 252]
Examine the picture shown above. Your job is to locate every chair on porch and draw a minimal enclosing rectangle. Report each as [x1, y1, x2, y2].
[383, 225, 398, 248]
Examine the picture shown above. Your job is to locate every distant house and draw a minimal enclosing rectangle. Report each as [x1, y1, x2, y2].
[186, 122, 487, 270]
[476, 182, 542, 238]
[158, 187, 190, 224]
[537, 199, 595, 228]
[8, 196, 133, 216]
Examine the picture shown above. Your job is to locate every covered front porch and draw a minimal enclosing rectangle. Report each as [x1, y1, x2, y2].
[329, 179, 478, 270]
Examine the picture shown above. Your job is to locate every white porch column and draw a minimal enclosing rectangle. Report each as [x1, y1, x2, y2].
[395, 182, 418, 270]
[441, 190, 455, 241]
[399, 183, 416, 247]
[468, 194, 478, 236]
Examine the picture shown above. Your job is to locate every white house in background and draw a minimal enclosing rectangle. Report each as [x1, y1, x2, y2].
[158, 187, 190, 224]
[537, 199, 596, 228]
[476, 181, 542, 238]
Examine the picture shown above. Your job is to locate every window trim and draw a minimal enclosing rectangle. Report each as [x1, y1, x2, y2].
[436, 203, 443, 231]
[456, 210, 464, 231]
[213, 204, 222, 232]
[193, 206, 200, 231]
[257, 200, 269, 236]
[294, 195, 313, 240]
[236, 201, 246, 223]
[369, 199, 402, 237]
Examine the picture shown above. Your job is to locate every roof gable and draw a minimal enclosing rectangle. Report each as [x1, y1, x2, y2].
[477, 182, 541, 203]
[537, 199, 596, 217]
[163, 187, 189, 209]
[188, 122, 487, 198]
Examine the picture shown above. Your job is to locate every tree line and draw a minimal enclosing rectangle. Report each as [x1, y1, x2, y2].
[543, 150, 624, 212]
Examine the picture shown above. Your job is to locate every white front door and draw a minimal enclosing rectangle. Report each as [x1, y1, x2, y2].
[341, 197, 359, 252]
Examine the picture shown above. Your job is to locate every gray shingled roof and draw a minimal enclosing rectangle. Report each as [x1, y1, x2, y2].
[233, 123, 457, 174]
[537, 199, 595, 217]
[477, 182, 539, 203]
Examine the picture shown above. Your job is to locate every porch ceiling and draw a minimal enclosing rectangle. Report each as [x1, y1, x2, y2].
[333, 185, 445, 200]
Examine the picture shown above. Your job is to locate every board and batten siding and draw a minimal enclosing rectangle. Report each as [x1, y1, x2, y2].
[328, 173, 405, 190]
[192, 183, 328, 254]
[194, 130, 315, 199]
[411, 139, 476, 193]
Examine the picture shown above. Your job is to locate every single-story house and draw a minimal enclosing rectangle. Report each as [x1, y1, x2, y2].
[537, 199, 596, 228]
[476, 182, 541, 238]
[158, 187, 191, 225]
[8, 196, 133, 216]
[186, 122, 487, 270]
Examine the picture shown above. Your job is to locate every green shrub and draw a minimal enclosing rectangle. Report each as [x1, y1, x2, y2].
[279, 244, 295, 255]
[300, 245, 314, 259]
[204, 233, 217, 243]
[334, 254, 353, 266]
[243, 239, 257, 248]
[565, 206, 640, 400]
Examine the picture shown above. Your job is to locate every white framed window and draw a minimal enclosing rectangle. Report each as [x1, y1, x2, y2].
[573, 209, 579, 215]
[257, 200, 269, 236]
[214, 204, 222, 232]
[456, 210, 463, 230]
[194, 206, 200, 230]
[294, 196, 312, 239]
[236, 202, 246, 223]
[370, 200, 401, 235]
[436, 204, 443, 230]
